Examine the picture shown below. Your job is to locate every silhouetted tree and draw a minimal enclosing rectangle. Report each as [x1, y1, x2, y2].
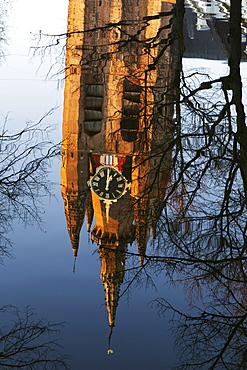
[0, 305, 69, 369]
[0, 109, 60, 263]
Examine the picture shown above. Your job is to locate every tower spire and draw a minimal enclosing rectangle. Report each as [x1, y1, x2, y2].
[86, 192, 94, 232]
[61, 191, 88, 257]
[99, 242, 127, 328]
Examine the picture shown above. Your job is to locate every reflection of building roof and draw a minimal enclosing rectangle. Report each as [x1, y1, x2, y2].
[183, 7, 227, 60]
[183, 6, 246, 60]
[207, 18, 230, 57]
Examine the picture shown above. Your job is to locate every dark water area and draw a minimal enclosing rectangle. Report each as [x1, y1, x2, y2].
[1, 1, 247, 369]
[0, 190, 174, 369]
[1, 179, 185, 369]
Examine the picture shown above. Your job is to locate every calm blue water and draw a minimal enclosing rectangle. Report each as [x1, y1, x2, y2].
[1, 173, 183, 369]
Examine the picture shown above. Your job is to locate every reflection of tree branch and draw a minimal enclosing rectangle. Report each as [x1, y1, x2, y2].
[151, 296, 247, 370]
[228, 0, 247, 204]
[0, 109, 60, 260]
[0, 305, 69, 369]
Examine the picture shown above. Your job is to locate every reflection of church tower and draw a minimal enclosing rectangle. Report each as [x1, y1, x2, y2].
[61, 0, 175, 327]
[99, 244, 127, 328]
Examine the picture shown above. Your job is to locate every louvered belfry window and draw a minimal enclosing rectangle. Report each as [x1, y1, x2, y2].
[84, 83, 103, 135]
[121, 79, 142, 142]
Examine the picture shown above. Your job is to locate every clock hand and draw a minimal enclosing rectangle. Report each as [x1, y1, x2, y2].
[105, 176, 113, 191]
[105, 169, 113, 191]
[105, 169, 110, 190]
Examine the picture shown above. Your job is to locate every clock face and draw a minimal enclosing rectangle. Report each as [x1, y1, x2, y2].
[90, 166, 126, 200]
